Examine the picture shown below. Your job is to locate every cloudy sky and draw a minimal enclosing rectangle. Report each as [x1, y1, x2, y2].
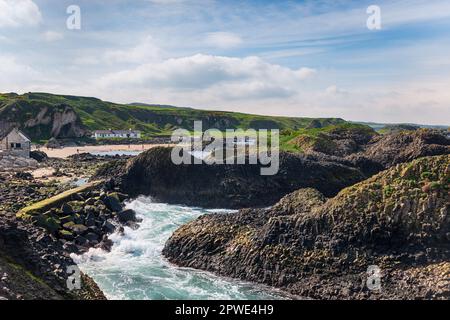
[0, 0, 449, 125]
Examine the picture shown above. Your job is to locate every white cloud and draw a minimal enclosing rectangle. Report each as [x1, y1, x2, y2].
[72, 55, 100, 66]
[97, 54, 316, 98]
[205, 32, 243, 49]
[42, 31, 64, 42]
[104, 35, 161, 64]
[0, 0, 41, 28]
[325, 85, 348, 96]
[0, 55, 40, 90]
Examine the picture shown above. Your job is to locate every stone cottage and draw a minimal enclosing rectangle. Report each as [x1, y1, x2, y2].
[0, 128, 31, 158]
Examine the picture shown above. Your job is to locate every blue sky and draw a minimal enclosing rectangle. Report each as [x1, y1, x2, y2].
[0, 0, 449, 124]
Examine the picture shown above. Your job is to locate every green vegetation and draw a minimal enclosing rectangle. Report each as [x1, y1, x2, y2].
[0, 92, 349, 141]
[279, 122, 376, 152]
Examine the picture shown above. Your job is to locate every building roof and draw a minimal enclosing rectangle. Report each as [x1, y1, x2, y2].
[0, 128, 31, 142]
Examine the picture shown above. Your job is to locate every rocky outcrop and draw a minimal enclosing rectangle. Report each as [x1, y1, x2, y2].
[0, 99, 86, 140]
[349, 129, 450, 169]
[0, 177, 140, 300]
[291, 128, 449, 178]
[115, 147, 365, 208]
[17, 186, 139, 254]
[0, 214, 106, 300]
[0, 154, 39, 169]
[163, 155, 450, 299]
[291, 125, 377, 157]
[109, 129, 448, 209]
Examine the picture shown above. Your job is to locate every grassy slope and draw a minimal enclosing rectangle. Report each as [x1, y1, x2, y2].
[0, 92, 346, 137]
[0, 92, 378, 151]
[280, 122, 376, 152]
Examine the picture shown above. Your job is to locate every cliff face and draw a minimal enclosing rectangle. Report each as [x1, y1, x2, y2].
[0, 100, 86, 140]
[163, 155, 450, 299]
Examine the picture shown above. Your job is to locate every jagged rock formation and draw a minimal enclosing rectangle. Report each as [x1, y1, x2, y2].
[115, 147, 364, 208]
[350, 129, 450, 169]
[290, 128, 449, 177]
[163, 155, 450, 299]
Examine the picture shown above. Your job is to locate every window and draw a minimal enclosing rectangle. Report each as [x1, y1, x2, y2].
[16, 143, 22, 148]
[10, 143, 14, 148]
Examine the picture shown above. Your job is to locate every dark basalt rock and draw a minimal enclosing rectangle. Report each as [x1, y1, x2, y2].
[30, 150, 48, 162]
[163, 155, 450, 299]
[116, 147, 365, 209]
[103, 195, 123, 212]
[14, 171, 33, 180]
[0, 215, 106, 300]
[117, 209, 137, 223]
[102, 129, 449, 210]
[348, 129, 450, 170]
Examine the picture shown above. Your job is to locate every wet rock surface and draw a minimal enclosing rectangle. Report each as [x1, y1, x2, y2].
[21, 187, 138, 254]
[163, 155, 450, 299]
[0, 215, 105, 300]
[0, 178, 139, 300]
[0, 154, 139, 300]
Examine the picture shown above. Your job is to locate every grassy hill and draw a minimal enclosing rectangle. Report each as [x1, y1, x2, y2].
[0, 92, 349, 142]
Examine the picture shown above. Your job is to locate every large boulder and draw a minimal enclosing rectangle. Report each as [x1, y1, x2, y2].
[117, 147, 365, 209]
[30, 150, 48, 162]
[117, 209, 137, 223]
[103, 195, 122, 212]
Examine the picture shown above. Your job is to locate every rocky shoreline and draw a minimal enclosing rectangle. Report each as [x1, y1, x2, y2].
[0, 154, 140, 300]
[163, 155, 450, 299]
[1, 128, 449, 300]
[103, 129, 449, 209]
[108, 128, 448, 300]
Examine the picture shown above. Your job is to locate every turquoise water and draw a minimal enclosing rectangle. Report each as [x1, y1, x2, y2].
[73, 197, 288, 300]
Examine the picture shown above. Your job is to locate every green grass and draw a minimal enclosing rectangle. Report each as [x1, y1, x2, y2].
[0, 92, 352, 141]
[278, 122, 376, 152]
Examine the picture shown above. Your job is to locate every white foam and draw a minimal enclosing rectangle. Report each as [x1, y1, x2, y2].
[75, 196, 286, 300]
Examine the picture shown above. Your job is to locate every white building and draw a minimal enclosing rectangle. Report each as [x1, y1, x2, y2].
[93, 129, 141, 139]
[0, 128, 31, 158]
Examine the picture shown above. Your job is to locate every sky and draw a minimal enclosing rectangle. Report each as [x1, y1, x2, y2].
[0, 0, 449, 125]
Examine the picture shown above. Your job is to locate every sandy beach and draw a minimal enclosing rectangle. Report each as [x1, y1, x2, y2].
[34, 144, 173, 159]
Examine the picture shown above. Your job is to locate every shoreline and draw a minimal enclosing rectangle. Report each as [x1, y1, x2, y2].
[34, 144, 173, 159]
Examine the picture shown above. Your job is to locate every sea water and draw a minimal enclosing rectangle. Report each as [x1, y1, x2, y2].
[73, 196, 288, 300]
